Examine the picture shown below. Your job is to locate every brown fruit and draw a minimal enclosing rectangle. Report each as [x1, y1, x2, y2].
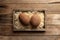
[19, 13, 30, 26]
[30, 13, 41, 29]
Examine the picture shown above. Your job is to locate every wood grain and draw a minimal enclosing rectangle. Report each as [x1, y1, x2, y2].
[0, 36, 57, 40]
[0, 3, 60, 36]
[0, 0, 50, 3]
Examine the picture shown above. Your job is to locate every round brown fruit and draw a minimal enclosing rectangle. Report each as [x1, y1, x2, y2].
[19, 13, 30, 26]
[30, 13, 41, 29]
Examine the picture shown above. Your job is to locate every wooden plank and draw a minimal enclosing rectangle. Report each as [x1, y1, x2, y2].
[0, 0, 49, 3]
[0, 4, 60, 35]
[47, 4, 60, 12]
[57, 36, 60, 40]
[0, 36, 57, 40]
[0, 4, 16, 14]
[1, 0, 60, 3]
[1, 3, 60, 12]
[14, 3, 48, 11]
[46, 12, 60, 25]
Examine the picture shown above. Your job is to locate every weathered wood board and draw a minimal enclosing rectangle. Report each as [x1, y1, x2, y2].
[0, 3, 60, 36]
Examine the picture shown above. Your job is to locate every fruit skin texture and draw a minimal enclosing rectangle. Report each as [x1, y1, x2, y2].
[19, 13, 30, 26]
[30, 14, 41, 29]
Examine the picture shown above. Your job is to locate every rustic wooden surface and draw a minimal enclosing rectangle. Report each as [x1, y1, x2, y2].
[0, 0, 60, 40]
[0, 0, 51, 3]
[0, 3, 60, 36]
[1, 0, 60, 3]
[0, 36, 58, 40]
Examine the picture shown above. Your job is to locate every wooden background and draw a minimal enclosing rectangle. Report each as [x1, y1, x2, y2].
[0, 0, 60, 40]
